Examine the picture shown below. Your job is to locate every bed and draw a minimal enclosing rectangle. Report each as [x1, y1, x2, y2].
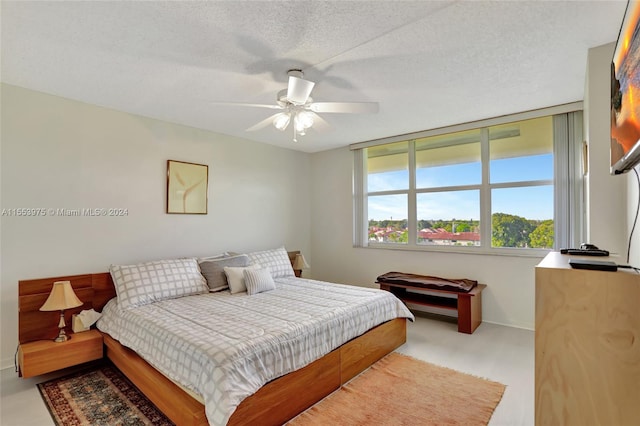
[18, 249, 413, 425]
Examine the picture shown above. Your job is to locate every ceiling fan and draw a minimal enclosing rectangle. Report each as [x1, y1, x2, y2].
[220, 69, 379, 142]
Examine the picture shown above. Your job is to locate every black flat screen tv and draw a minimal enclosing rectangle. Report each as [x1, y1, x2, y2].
[611, 0, 640, 175]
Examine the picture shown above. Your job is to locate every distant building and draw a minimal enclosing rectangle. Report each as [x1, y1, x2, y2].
[368, 226, 480, 246]
[417, 228, 480, 246]
[369, 226, 405, 242]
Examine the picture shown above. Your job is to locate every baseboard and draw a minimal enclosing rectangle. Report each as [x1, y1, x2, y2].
[413, 310, 534, 331]
[482, 319, 534, 331]
[1, 356, 17, 372]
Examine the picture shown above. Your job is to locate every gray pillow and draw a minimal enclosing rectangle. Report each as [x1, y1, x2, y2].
[198, 254, 249, 292]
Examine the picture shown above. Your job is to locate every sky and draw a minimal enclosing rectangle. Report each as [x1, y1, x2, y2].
[368, 153, 553, 222]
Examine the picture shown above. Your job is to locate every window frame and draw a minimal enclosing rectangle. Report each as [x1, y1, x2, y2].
[352, 104, 584, 257]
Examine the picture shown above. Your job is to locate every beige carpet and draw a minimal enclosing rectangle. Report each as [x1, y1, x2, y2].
[288, 352, 506, 426]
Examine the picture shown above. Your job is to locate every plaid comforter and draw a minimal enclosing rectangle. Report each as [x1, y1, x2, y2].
[97, 277, 413, 425]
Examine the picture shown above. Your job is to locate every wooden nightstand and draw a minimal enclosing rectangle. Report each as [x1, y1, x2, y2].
[18, 329, 103, 378]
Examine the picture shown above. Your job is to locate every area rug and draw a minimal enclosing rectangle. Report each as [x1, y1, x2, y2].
[38, 353, 505, 426]
[38, 361, 173, 426]
[287, 352, 506, 426]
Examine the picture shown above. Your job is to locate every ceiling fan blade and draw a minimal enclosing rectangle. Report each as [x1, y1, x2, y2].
[287, 76, 315, 104]
[210, 102, 283, 110]
[246, 113, 280, 132]
[309, 102, 379, 114]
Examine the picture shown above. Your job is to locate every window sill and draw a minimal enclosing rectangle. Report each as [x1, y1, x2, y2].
[360, 243, 551, 258]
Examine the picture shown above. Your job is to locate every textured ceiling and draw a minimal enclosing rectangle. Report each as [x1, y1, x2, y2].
[1, 1, 628, 153]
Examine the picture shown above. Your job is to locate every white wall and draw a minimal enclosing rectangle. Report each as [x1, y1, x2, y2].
[584, 43, 627, 258]
[0, 84, 311, 368]
[627, 171, 640, 266]
[584, 42, 639, 266]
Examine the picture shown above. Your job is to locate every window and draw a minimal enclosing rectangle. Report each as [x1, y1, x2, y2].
[414, 129, 482, 247]
[354, 107, 583, 254]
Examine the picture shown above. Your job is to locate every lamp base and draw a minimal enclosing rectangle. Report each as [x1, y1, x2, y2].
[53, 333, 70, 343]
[51, 311, 70, 342]
[53, 323, 70, 343]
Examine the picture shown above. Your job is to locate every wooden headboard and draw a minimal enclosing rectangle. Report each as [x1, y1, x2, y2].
[18, 273, 115, 344]
[18, 251, 302, 344]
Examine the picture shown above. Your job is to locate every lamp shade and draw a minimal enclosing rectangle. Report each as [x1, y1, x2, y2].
[295, 111, 314, 131]
[273, 113, 291, 131]
[39, 281, 83, 311]
[293, 253, 310, 270]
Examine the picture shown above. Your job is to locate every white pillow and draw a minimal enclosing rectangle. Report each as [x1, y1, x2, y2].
[110, 258, 208, 310]
[224, 264, 261, 294]
[244, 267, 276, 295]
[246, 247, 295, 278]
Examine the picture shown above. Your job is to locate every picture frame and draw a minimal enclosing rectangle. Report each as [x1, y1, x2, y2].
[166, 160, 208, 214]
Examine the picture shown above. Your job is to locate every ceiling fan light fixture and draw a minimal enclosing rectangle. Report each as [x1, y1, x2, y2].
[273, 113, 291, 131]
[295, 110, 314, 131]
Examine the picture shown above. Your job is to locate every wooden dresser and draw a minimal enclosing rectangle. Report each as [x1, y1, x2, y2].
[535, 252, 640, 425]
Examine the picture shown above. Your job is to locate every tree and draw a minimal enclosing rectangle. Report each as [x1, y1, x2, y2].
[492, 213, 535, 248]
[387, 230, 408, 243]
[418, 220, 433, 230]
[454, 222, 470, 232]
[529, 220, 554, 248]
[432, 220, 446, 230]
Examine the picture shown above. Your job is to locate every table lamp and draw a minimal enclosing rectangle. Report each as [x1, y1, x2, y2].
[39, 281, 83, 342]
[293, 253, 310, 271]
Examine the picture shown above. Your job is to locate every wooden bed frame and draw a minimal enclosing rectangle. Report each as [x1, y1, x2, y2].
[18, 256, 408, 425]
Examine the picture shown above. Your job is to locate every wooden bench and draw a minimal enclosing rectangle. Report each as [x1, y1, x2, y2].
[379, 281, 486, 334]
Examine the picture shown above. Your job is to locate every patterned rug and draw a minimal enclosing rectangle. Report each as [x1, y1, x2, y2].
[288, 352, 506, 425]
[38, 361, 173, 426]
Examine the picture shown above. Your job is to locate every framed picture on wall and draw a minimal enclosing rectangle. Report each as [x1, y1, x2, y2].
[166, 160, 208, 214]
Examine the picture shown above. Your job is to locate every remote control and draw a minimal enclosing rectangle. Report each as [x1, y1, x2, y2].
[569, 258, 617, 271]
[560, 248, 609, 256]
